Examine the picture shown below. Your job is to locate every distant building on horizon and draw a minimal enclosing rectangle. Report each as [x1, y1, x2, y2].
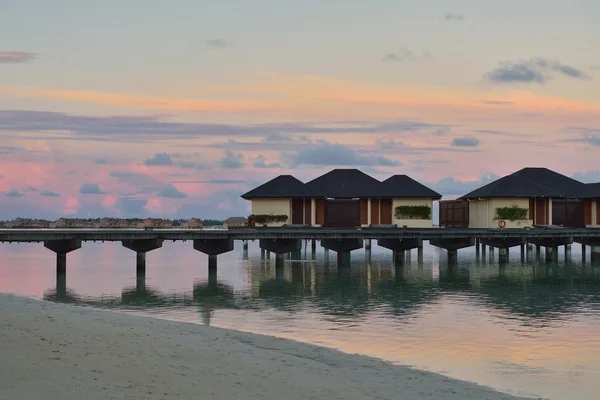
[224, 216, 247, 227]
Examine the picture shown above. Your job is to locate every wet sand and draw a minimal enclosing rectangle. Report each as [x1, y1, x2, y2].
[0, 294, 530, 400]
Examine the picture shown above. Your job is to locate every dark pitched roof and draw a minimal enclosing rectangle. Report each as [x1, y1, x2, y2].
[241, 175, 306, 199]
[581, 183, 600, 199]
[303, 169, 382, 198]
[458, 167, 586, 200]
[380, 175, 442, 199]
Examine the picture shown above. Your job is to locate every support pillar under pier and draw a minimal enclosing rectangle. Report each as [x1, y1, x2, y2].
[378, 238, 422, 265]
[321, 239, 363, 267]
[447, 249, 457, 265]
[194, 239, 235, 272]
[429, 238, 474, 264]
[44, 239, 82, 275]
[260, 239, 302, 256]
[592, 246, 600, 263]
[498, 248, 509, 264]
[393, 250, 405, 266]
[122, 239, 164, 273]
[546, 247, 557, 263]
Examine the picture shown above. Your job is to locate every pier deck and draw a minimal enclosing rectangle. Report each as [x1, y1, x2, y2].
[2, 227, 600, 242]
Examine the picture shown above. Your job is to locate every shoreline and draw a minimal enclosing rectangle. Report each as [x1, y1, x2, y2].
[1, 294, 531, 400]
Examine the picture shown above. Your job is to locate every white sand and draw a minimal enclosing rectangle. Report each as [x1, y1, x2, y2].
[0, 294, 530, 400]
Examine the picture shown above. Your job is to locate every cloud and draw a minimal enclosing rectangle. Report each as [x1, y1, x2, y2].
[157, 184, 188, 199]
[262, 132, 309, 142]
[206, 39, 234, 48]
[0, 110, 451, 143]
[178, 161, 211, 170]
[582, 134, 600, 146]
[433, 127, 452, 135]
[479, 100, 513, 105]
[431, 172, 501, 195]
[382, 49, 431, 63]
[109, 171, 163, 194]
[375, 138, 403, 149]
[220, 151, 245, 169]
[144, 152, 174, 166]
[118, 198, 148, 217]
[485, 63, 546, 84]
[174, 189, 247, 219]
[94, 158, 108, 165]
[5, 189, 24, 198]
[451, 136, 480, 147]
[484, 58, 590, 84]
[472, 129, 533, 138]
[0, 51, 36, 63]
[252, 155, 281, 169]
[39, 190, 61, 197]
[442, 13, 464, 21]
[563, 128, 600, 147]
[571, 170, 600, 183]
[79, 183, 105, 195]
[287, 141, 400, 166]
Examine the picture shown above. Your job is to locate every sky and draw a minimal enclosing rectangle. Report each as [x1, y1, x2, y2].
[1, 0, 600, 220]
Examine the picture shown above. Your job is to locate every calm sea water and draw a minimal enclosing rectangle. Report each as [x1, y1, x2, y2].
[1, 240, 600, 400]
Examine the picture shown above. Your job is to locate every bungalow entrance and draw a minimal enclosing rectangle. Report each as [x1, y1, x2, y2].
[324, 199, 360, 227]
[552, 199, 585, 228]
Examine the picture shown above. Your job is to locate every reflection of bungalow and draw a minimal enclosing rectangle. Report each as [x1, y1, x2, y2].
[241, 169, 442, 228]
[453, 167, 599, 228]
[224, 217, 247, 227]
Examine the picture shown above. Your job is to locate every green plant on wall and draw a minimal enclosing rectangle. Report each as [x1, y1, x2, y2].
[494, 204, 528, 221]
[248, 214, 289, 225]
[394, 205, 431, 220]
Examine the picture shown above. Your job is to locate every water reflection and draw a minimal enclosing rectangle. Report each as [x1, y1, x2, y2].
[10, 242, 598, 400]
[42, 255, 600, 331]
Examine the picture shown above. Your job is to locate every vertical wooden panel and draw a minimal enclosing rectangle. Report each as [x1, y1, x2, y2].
[380, 199, 393, 224]
[316, 199, 325, 225]
[597, 200, 600, 225]
[535, 198, 546, 225]
[529, 198, 535, 220]
[291, 199, 304, 224]
[370, 199, 380, 224]
[359, 199, 368, 225]
[438, 200, 468, 228]
[304, 199, 312, 225]
[584, 200, 592, 226]
[324, 200, 361, 227]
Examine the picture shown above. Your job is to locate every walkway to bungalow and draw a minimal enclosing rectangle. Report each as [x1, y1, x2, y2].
[2, 226, 600, 275]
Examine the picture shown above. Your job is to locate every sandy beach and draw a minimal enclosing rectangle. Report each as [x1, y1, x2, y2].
[0, 294, 530, 400]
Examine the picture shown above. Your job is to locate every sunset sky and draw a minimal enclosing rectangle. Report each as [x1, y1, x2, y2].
[2, 0, 600, 219]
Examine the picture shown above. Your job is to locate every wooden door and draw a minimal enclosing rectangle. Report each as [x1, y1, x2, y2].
[304, 199, 312, 225]
[324, 200, 361, 227]
[291, 198, 304, 224]
[584, 200, 592, 226]
[359, 199, 368, 225]
[380, 199, 392, 224]
[316, 199, 325, 225]
[370, 199, 380, 225]
[535, 198, 547, 225]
